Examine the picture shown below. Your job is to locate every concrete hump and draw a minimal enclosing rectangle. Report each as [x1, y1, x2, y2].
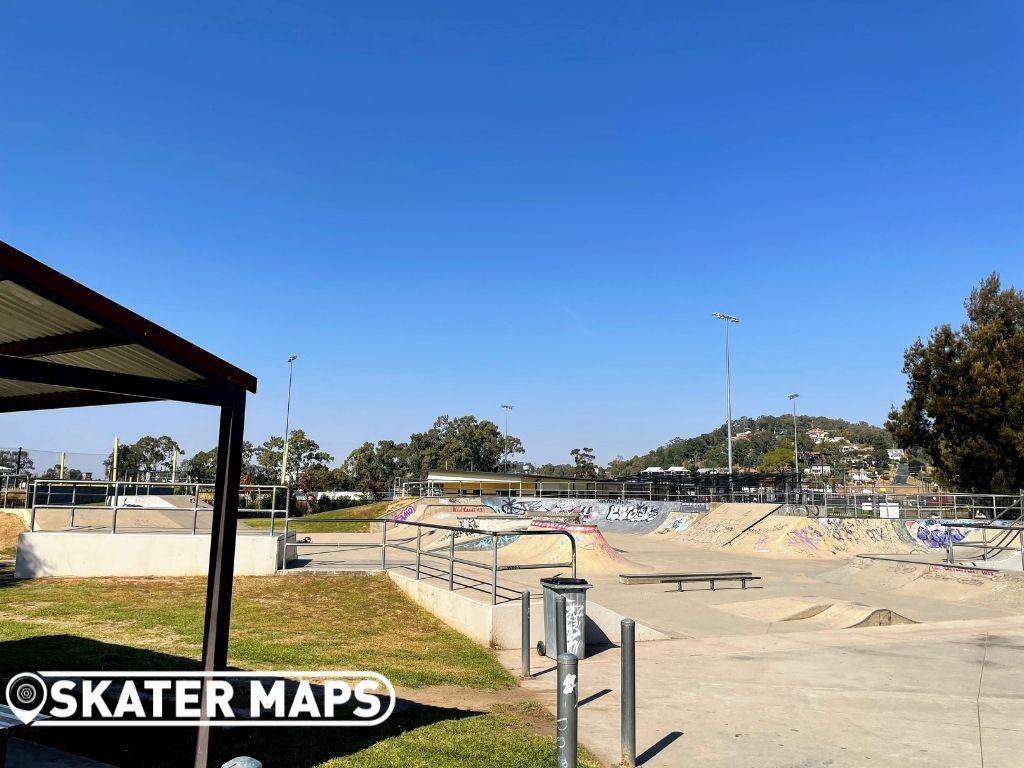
[715, 597, 916, 629]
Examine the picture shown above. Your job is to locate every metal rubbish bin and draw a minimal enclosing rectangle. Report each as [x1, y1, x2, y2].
[538, 576, 592, 660]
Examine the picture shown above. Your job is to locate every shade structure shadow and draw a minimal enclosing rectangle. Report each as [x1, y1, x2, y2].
[0, 635, 479, 768]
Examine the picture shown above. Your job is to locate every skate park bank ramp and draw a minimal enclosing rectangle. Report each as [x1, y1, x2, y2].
[656, 503, 780, 548]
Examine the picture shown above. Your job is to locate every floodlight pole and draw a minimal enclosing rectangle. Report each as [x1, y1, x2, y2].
[711, 313, 739, 475]
[788, 393, 800, 492]
[280, 355, 297, 486]
[502, 404, 514, 472]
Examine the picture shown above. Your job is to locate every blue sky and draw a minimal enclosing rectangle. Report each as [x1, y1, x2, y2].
[2, 1, 1022, 467]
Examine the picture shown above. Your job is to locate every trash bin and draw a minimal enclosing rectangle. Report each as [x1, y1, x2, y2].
[538, 576, 593, 660]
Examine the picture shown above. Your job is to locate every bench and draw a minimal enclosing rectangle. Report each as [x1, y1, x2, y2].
[619, 571, 760, 591]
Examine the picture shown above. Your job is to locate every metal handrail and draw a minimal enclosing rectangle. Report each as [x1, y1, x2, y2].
[281, 516, 577, 604]
[942, 521, 1024, 569]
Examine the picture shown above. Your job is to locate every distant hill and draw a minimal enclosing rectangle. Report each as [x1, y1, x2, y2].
[606, 415, 895, 476]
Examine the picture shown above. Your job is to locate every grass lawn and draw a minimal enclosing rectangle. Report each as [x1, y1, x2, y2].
[0, 572, 510, 689]
[244, 500, 394, 534]
[0, 571, 603, 766]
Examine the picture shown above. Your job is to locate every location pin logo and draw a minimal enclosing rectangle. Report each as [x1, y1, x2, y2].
[5, 672, 48, 725]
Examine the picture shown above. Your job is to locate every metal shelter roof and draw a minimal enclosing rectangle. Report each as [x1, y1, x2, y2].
[0, 239, 257, 412]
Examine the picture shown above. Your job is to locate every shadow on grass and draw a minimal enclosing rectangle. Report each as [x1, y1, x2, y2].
[1, 635, 479, 768]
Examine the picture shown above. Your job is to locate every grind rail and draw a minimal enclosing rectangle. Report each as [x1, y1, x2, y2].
[281, 517, 577, 605]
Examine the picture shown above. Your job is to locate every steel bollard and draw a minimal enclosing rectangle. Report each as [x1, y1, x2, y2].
[555, 594, 567, 657]
[620, 618, 636, 767]
[521, 590, 531, 678]
[556, 653, 578, 768]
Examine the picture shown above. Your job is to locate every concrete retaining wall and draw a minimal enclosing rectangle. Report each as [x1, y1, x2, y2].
[14, 531, 287, 577]
[387, 570, 670, 649]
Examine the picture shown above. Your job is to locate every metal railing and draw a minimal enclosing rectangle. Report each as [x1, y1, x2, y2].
[27, 479, 289, 534]
[281, 517, 577, 605]
[780, 491, 1023, 520]
[1, 474, 30, 509]
[945, 521, 1024, 569]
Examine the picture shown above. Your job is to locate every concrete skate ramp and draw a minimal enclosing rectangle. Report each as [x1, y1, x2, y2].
[30, 506, 226, 531]
[715, 596, 916, 629]
[824, 556, 1024, 612]
[725, 516, 918, 559]
[672, 503, 780, 548]
[651, 510, 704, 537]
[484, 521, 647, 577]
[721, 516, 984, 560]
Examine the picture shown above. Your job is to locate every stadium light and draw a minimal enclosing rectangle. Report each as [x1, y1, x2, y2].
[788, 393, 800, 480]
[280, 355, 298, 486]
[501, 404, 515, 472]
[711, 313, 739, 474]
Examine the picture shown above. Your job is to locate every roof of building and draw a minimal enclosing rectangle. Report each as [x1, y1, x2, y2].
[0, 239, 257, 412]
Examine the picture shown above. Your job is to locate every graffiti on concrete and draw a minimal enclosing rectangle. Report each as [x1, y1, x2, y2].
[497, 498, 595, 517]
[393, 505, 415, 522]
[455, 533, 521, 551]
[605, 502, 660, 523]
[906, 520, 966, 549]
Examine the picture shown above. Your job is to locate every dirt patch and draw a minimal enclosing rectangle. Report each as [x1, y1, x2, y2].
[0, 511, 26, 556]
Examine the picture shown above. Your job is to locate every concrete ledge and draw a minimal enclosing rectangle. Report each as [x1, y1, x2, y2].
[14, 531, 287, 577]
[387, 570, 670, 649]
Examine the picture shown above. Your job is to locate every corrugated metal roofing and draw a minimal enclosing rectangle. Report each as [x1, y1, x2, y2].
[0, 280, 98, 343]
[0, 239, 257, 411]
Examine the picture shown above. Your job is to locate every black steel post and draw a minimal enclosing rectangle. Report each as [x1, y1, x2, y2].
[621, 618, 636, 767]
[521, 591, 530, 678]
[194, 391, 246, 768]
[556, 653, 579, 768]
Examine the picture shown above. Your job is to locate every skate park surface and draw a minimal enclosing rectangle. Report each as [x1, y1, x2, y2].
[334, 497, 1024, 767]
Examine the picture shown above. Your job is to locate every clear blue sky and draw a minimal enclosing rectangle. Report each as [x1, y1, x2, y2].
[2, 1, 1022, 467]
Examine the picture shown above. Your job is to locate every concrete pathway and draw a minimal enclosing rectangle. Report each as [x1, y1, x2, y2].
[502, 615, 1024, 767]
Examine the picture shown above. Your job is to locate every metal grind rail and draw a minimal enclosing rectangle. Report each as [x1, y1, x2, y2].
[944, 521, 1024, 569]
[281, 517, 577, 604]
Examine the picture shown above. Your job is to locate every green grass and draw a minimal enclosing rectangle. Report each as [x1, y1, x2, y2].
[17, 701, 601, 768]
[0, 572, 605, 768]
[0, 572, 512, 689]
[245, 500, 394, 533]
[0, 546, 14, 559]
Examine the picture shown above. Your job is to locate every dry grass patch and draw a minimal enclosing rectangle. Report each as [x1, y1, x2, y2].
[245, 500, 394, 533]
[0, 510, 26, 558]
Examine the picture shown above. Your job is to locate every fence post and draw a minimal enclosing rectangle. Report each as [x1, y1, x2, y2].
[621, 618, 636, 767]
[415, 526, 422, 580]
[490, 533, 498, 605]
[555, 594, 567, 657]
[448, 534, 455, 591]
[380, 519, 388, 570]
[556, 653, 579, 768]
[521, 591, 531, 678]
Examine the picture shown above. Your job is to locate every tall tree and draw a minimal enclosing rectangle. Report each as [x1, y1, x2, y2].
[104, 436, 184, 479]
[0, 449, 34, 476]
[887, 273, 1024, 491]
[570, 447, 598, 479]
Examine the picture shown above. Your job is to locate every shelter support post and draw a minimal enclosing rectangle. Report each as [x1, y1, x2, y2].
[194, 391, 246, 768]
